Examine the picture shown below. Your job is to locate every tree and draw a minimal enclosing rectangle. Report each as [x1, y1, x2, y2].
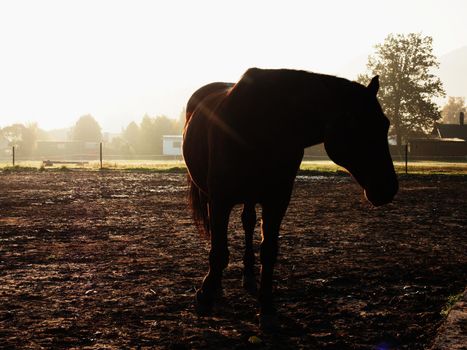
[71, 114, 102, 142]
[441, 97, 466, 124]
[122, 121, 141, 153]
[175, 107, 186, 134]
[139, 115, 159, 154]
[20, 123, 39, 156]
[106, 136, 132, 155]
[153, 115, 179, 154]
[1, 124, 24, 147]
[138, 114, 179, 155]
[358, 33, 445, 146]
[1, 123, 38, 157]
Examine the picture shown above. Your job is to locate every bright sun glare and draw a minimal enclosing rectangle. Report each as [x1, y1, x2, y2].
[0, 0, 466, 132]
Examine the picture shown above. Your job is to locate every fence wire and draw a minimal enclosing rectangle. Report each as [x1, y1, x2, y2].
[1, 145, 466, 173]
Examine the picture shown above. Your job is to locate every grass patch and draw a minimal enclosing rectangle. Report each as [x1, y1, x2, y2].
[440, 292, 464, 317]
[98, 166, 186, 173]
[300, 161, 342, 174]
[1, 159, 466, 175]
[0, 161, 43, 169]
[1, 165, 39, 173]
[300, 160, 467, 176]
[393, 161, 467, 175]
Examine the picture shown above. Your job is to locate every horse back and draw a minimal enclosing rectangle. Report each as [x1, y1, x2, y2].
[185, 82, 234, 123]
[206, 75, 307, 202]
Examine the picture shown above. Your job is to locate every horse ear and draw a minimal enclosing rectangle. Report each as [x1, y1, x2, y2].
[367, 75, 379, 95]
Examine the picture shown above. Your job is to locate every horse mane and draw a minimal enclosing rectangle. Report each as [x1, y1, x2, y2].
[225, 68, 363, 111]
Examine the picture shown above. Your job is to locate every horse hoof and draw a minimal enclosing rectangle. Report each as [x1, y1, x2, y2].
[194, 290, 213, 316]
[242, 275, 258, 295]
[258, 313, 280, 332]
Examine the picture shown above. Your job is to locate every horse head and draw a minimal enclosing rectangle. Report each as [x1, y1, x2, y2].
[324, 76, 398, 206]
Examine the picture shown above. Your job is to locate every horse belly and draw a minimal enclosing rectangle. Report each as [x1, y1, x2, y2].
[208, 145, 303, 203]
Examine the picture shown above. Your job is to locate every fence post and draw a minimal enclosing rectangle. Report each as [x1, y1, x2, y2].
[100, 142, 103, 169]
[12, 146, 15, 166]
[405, 143, 408, 174]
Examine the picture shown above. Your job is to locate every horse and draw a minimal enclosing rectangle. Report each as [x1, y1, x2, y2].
[182, 68, 398, 329]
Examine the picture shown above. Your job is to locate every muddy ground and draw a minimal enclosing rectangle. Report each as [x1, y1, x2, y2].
[0, 170, 465, 349]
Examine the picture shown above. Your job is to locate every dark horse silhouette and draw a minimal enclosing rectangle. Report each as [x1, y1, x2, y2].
[183, 68, 398, 329]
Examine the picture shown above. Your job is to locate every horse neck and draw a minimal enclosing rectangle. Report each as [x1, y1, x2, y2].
[300, 75, 349, 148]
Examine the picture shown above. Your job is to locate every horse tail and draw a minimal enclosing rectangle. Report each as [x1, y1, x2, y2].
[188, 175, 210, 238]
[184, 82, 234, 239]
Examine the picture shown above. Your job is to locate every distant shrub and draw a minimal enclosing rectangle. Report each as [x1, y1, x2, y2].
[1, 165, 38, 173]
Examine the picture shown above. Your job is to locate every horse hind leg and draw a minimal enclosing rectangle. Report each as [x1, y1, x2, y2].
[258, 198, 289, 331]
[241, 202, 257, 295]
[195, 201, 232, 315]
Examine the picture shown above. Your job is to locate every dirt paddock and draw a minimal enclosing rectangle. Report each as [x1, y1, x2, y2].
[0, 171, 465, 349]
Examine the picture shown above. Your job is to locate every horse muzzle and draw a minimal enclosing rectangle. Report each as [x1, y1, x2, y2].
[364, 179, 398, 207]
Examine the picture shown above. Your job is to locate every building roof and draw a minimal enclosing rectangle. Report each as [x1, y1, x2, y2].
[411, 137, 465, 143]
[433, 123, 467, 141]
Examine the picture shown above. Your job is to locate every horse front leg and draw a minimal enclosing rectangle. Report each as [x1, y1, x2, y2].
[241, 202, 257, 295]
[195, 201, 232, 315]
[258, 199, 289, 330]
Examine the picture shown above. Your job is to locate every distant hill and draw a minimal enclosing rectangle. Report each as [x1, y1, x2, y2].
[438, 46, 467, 99]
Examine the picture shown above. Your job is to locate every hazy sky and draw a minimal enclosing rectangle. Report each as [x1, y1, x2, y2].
[1, 0, 466, 132]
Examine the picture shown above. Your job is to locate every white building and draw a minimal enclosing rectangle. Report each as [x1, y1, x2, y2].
[162, 135, 182, 156]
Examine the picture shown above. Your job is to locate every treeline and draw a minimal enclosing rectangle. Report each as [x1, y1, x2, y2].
[118, 114, 184, 155]
[0, 123, 40, 157]
[2, 32, 467, 157]
[0, 113, 185, 157]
